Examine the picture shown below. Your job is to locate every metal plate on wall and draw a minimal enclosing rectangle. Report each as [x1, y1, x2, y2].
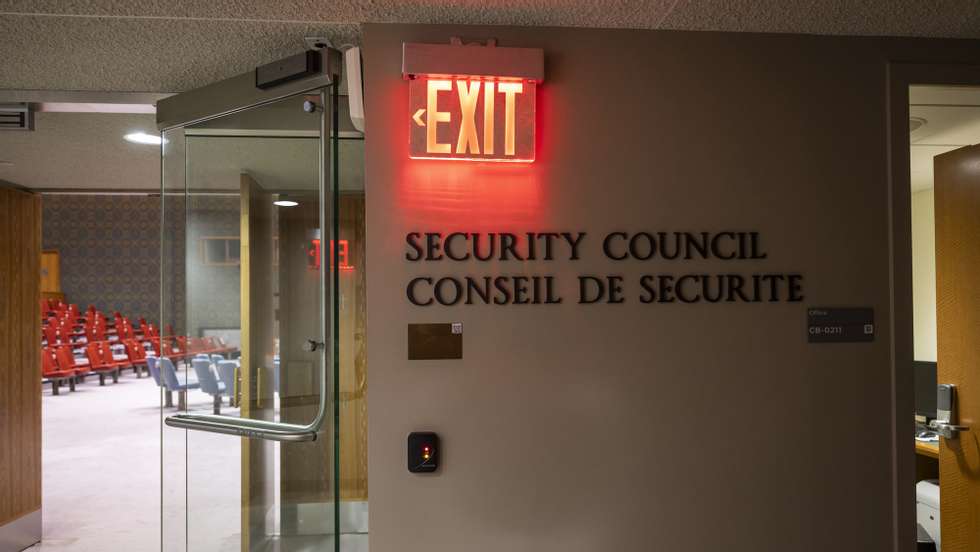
[408, 323, 462, 360]
[807, 307, 874, 343]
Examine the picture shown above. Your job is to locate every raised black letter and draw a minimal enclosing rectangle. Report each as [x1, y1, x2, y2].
[407, 277, 433, 305]
[405, 232, 423, 261]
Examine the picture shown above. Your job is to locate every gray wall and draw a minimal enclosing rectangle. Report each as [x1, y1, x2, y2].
[185, 195, 241, 338]
[364, 25, 980, 552]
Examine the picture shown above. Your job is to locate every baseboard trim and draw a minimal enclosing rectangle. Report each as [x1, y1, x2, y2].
[0, 509, 41, 552]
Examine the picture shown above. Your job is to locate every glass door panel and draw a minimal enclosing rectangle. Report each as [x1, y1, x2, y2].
[160, 68, 339, 551]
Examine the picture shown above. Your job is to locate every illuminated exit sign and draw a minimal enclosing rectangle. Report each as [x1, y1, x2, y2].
[402, 41, 544, 163]
[409, 78, 536, 162]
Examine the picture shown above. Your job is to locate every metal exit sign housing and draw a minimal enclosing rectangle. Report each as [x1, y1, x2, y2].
[402, 41, 544, 162]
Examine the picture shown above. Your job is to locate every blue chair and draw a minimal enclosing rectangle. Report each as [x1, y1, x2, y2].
[191, 358, 227, 414]
[147, 356, 173, 408]
[146, 355, 160, 384]
[216, 360, 239, 407]
[159, 357, 200, 411]
[210, 354, 225, 365]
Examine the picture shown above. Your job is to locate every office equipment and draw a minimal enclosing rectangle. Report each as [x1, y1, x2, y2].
[914, 361, 937, 423]
[916, 480, 940, 549]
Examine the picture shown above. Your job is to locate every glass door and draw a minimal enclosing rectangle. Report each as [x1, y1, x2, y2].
[157, 49, 343, 552]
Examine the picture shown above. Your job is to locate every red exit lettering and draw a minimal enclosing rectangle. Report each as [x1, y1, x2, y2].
[309, 239, 353, 271]
[409, 77, 535, 162]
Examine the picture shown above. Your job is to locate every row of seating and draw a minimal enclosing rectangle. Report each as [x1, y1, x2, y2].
[147, 355, 240, 414]
[41, 338, 150, 394]
[41, 333, 236, 396]
[42, 304, 158, 349]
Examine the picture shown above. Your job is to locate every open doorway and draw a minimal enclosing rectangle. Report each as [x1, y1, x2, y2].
[0, 97, 167, 550]
[907, 84, 980, 551]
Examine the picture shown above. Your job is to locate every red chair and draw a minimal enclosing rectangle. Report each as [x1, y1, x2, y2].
[43, 324, 59, 347]
[56, 346, 91, 383]
[41, 347, 75, 395]
[119, 321, 136, 341]
[123, 339, 148, 378]
[209, 336, 237, 356]
[162, 337, 188, 360]
[85, 323, 106, 344]
[147, 337, 162, 356]
[107, 342, 138, 375]
[56, 322, 73, 345]
[185, 336, 201, 354]
[84, 342, 122, 385]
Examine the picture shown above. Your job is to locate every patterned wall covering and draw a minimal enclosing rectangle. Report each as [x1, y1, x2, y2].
[42, 194, 241, 332]
[42, 194, 161, 322]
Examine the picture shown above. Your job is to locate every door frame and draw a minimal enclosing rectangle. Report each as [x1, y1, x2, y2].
[887, 61, 980, 552]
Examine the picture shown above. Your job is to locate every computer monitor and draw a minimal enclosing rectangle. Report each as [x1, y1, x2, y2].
[914, 361, 937, 423]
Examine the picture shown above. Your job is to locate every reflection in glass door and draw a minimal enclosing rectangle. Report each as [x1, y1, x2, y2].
[157, 49, 350, 552]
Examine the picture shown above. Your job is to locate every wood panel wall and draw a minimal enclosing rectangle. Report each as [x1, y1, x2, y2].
[339, 193, 368, 501]
[0, 187, 42, 527]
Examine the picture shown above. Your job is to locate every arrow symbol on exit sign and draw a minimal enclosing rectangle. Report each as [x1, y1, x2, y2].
[412, 108, 426, 127]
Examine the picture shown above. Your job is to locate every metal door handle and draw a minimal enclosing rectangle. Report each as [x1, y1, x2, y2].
[930, 420, 970, 440]
[165, 413, 320, 442]
[303, 339, 324, 352]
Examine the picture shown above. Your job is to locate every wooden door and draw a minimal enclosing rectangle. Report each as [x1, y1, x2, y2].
[0, 186, 42, 549]
[935, 144, 980, 552]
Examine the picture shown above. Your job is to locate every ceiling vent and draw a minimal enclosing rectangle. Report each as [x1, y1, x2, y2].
[0, 103, 34, 131]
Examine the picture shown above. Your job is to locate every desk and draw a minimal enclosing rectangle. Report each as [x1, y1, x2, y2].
[916, 440, 940, 482]
[916, 440, 939, 459]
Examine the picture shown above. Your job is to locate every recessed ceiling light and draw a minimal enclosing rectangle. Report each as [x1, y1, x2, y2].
[124, 132, 162, 145]
[909, 117, 927, 133]
[273, 200, 299, 207]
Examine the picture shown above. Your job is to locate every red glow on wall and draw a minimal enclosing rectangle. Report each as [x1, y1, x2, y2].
[308, 239, 354, 271]
[409, 77, 536, 162]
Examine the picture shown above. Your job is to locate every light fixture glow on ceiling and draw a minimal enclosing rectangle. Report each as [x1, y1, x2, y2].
[273, 200, 299, 207]
[124, 132, 162, 145]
